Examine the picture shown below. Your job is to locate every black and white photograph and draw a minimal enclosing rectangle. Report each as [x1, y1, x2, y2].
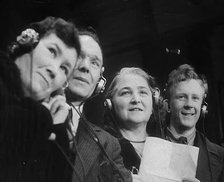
[0, 0, 224, 181]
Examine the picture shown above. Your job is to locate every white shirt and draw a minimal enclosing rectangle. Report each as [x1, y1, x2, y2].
[69, 104, 83, 137]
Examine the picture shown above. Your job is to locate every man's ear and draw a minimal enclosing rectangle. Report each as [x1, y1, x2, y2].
[101, 66, 105, 74]
[162, 99, 170, 113]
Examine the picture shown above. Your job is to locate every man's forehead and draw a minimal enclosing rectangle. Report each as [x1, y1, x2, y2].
[79, 35, 103, 62]
[172, 79, 205, 95]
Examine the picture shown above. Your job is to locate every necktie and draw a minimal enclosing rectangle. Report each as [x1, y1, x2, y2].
[166, 127, 188, 144]
[177, 136, 188, 144]
[66, 109, 75, 149]
[67, 107, 81, 152]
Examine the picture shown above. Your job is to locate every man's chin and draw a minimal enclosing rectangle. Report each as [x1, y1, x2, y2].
[70, 86, 90, 96]
[179, 121, 196, 130]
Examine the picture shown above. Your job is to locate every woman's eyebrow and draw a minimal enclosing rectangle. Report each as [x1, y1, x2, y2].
[120, 87, 130, 90]
[49, 42, 62, 55]
[64, 61, 72, 68]
[54, 43, 62, 55]
[138, 86, 149, 90]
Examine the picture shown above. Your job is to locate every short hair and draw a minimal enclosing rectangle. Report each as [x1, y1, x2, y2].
[8, 16, 81, 60]
[105, 67, 157, 100]
[78, 27, 103, 60]
[78, 27, 101, 46]
[103, 67, 160, 138]
[166, 64, 208, 99]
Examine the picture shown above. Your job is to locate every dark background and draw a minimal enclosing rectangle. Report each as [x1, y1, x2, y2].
[1, 0, 224, 145]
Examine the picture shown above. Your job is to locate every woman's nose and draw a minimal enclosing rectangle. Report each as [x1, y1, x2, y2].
[46, 68, 56, 79]
[131, 93, 141, 103]
[46, 62, 61, 79]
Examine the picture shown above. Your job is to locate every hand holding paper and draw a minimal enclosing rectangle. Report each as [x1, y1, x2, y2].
[139, 137, 199, 182]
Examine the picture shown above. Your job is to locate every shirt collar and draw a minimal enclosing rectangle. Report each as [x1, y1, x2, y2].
[166, 127, 196, 145]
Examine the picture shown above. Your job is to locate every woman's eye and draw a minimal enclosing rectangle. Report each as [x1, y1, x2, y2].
[178, 95, 185, 100]
[121, 91, 131, 96]
[49, 47, 57, 57]
[140, 90, 148, 95]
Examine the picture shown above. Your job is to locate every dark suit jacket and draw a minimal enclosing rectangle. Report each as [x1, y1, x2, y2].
[195, 131, 224, 182]
[53, 115, 132, 182]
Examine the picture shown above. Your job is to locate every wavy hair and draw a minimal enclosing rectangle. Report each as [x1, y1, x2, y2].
[103, 67, 161, 138]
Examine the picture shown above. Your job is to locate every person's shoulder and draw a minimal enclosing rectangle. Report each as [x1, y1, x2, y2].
[90, 122, 114, 135]
[197, 131, 224, 155]
[202, 136, 224, 162]
[89, 122, 118, 142]
[206, 137, 224, 152]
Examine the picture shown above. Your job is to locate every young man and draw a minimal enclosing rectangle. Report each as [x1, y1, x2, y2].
[164, 64, 224, 182]
[54, 29, 132, 182]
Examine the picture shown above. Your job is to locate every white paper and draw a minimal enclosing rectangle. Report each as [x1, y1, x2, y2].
[139, 137, 199, 182]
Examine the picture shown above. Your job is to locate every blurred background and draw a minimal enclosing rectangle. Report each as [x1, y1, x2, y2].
[1, 0, 224, 145]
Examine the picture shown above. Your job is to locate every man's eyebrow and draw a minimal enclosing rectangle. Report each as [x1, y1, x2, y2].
[92, 55, 102, 65]
[93, 55, 100, 60]
[84, 52, 103, 65]
[88, 54, 101, 62]
[192, 93, 201, 97]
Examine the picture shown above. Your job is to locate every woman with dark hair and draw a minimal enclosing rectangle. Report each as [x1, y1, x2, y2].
[103, 67, 161, 173]
[7, 16, 80, 101]
[0, 16, 80, 181]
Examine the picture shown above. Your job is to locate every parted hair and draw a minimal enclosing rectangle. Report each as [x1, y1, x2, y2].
[105, 67, 157, 100]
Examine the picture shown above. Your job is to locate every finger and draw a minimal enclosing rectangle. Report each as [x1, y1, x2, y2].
[48, 133, 56, 141]
[48, 95, 66, 113]
[50, 99, 65, 114]
[52, 105, 70, 125]
[46, 95, 65, 106]
[53, 94, 66, 101]
[41, 102, 50, 110]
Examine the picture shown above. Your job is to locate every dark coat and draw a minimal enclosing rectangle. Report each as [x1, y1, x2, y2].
[195, 131, 224, 182]
[53, 114, 133, 182]
[0, 51, 59, 181]
[118, 138, 141, 172]
[164, 126, 224, 182]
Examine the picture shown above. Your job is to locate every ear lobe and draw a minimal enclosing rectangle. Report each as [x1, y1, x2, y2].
[95, 76, 106, 94]
[104, 99, 112, 110]
[201, 101, 208, 115]
[62, 81, 68, 90]
[153, 87, 160, 105]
